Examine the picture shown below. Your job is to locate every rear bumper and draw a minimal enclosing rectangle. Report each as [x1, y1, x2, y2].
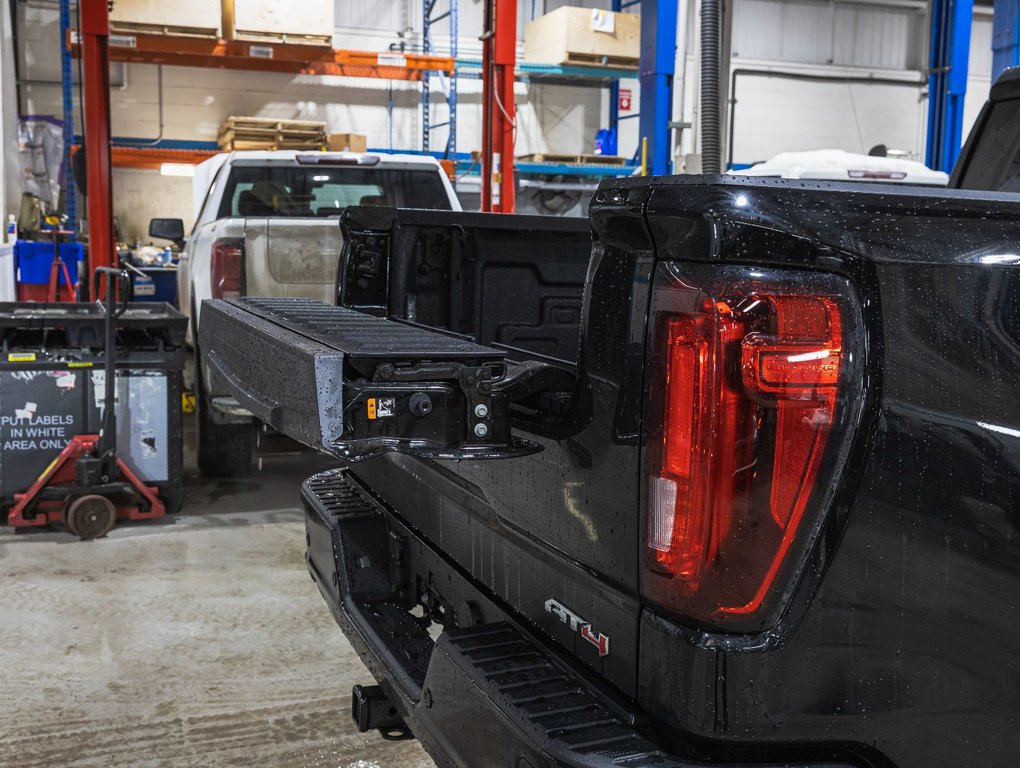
[301, 468, 855, 768]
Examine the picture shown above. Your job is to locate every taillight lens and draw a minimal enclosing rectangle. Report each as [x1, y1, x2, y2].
[211, 238, 245, 300]
[643, 263, 865, 632]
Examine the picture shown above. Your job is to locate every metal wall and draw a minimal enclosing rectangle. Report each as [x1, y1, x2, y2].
[732, 0, 926, 71]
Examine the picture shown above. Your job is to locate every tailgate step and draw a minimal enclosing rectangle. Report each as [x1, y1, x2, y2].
[200, 297, 539, 460]
[235, 297, 502, 363]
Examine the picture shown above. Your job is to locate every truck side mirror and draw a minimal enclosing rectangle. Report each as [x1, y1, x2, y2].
[149, 218, 185, 248]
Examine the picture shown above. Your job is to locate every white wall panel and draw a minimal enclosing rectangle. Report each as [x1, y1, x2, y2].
[725, 64, 926, 164]
[335, 0, 405, 32]
[832, 5, 916, 70]
[733, 0, 923, 70]
[969, 14, 993, 79]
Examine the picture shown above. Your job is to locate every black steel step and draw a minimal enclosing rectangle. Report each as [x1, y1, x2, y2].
[229, 297, 501, 361]
[433, 625, 679, 767]
[200, 298, 538, 460]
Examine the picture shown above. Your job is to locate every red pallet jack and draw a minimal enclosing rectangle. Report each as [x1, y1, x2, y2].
[7, 268, 166, 540]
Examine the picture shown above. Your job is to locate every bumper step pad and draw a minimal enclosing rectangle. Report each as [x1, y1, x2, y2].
[433, 624, 679, 767]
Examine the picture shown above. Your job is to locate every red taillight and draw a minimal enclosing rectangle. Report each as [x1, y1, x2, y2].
[644, 265, 864, 631]
[211, 238, 245, 300]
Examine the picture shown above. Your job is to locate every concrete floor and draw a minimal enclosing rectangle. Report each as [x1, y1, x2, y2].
[0, 440, 435, 768]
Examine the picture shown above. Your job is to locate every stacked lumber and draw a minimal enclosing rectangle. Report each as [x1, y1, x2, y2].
[517, 153, 629, 167]
[218, 117, 327, 151]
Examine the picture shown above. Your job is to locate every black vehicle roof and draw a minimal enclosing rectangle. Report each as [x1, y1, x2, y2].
[991, 66, 1020, 100]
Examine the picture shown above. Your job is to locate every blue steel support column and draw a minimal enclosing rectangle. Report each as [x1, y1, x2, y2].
[422, 0, 458, 156]
[448, 0, 457, 156]
[609, 0, 622, 138]
[993, 0, 1020, 80]
[926, 0, 974, 172]
[60, 0, 76, 231]
[422, 0, 434, 152]
[638, 0, 677, 175]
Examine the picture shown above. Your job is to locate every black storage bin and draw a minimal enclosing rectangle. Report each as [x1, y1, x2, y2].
[0, 302, 187, 514]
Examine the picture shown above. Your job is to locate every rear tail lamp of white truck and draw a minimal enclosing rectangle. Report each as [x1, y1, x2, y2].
[643, 263, 866, 632]
[211, 238, 245, 300]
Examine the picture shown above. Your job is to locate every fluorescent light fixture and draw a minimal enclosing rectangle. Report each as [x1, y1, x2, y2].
[160, 163, 195, 177]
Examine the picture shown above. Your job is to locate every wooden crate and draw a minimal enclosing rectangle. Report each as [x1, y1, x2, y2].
[517, 152, 630, 167]
[223, 0, 333, 47]
[109, 0, 220, 38]
[219, 117, 326, 151]
[524, 6, 639, 68]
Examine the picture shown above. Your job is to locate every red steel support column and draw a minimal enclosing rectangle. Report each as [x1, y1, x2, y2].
[80, 0, 114, 279]
[480, 0, 516, 213]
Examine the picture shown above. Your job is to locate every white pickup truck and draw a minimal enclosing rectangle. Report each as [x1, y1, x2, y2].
[148, 150, 461, 476]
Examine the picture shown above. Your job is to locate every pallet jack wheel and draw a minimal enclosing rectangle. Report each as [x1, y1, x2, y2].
[64, 495, 117, 541]
[61, 498, 79, 538]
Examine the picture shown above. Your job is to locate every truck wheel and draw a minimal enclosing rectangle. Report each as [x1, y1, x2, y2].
[195, 350, 256, 478]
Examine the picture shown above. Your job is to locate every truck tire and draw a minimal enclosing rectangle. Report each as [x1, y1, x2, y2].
[195, 346, 256, 478]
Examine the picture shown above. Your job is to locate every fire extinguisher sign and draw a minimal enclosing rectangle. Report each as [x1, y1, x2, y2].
[618, 88, 632, 112]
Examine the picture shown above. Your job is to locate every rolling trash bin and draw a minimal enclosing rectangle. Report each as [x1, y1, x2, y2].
[0, 299, 187, 533]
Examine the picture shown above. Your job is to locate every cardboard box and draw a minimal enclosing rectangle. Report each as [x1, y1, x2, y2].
[223, 0, 333, 46]
[524, 6, 639, 68]
[328, 133, 368, 153]
[109, 0, 220, 37]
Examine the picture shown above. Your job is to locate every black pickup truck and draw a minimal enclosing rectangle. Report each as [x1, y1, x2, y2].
[200, 72, 1020, 768]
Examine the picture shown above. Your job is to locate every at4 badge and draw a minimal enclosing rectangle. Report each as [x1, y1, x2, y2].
[544, 598, 610, 657]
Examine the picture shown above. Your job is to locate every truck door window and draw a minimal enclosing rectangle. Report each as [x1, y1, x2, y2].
[957, 98, 1020, 191]
[219, 166, 452, 218]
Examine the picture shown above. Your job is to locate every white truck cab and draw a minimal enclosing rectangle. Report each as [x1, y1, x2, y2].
[165, 150, 461, 476]
[730, 149, 949, 186]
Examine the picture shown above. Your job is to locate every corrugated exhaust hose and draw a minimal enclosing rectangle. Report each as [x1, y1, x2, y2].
[700, 0, 721, 174]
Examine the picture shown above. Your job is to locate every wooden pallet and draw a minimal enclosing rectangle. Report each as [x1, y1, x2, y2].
[222, 116, 327, 131]
[232, 30, 333, 47]
[219, 138, 325, 151]
[561, 52, 639, 69]
[517, 153, 630, 167]
[110, 21, 219, 38]
[218, 117, 326, 151]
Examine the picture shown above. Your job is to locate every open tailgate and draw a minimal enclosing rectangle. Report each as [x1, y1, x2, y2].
[199, 297, 538, 460]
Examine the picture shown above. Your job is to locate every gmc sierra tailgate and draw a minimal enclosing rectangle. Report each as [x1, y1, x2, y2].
[200, 205, 652, 701]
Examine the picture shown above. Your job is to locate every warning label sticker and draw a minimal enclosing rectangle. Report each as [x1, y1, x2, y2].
[367, 396, 396, 420]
